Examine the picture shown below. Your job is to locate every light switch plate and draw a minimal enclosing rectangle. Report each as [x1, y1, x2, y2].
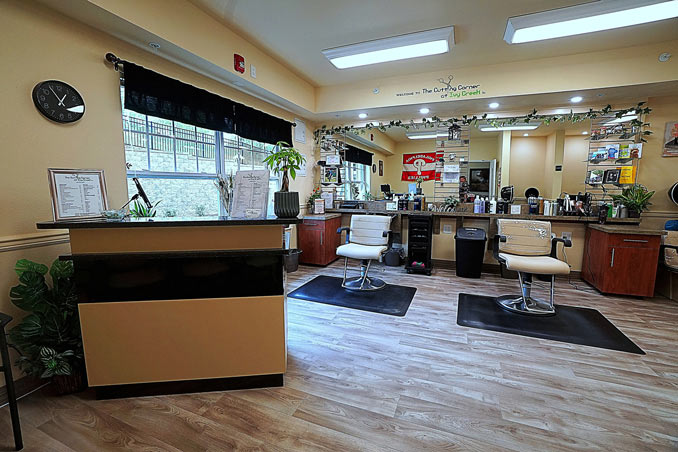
[562, 231, 572, 241]
[443, 224, 453, 234]
[250, 64, 257, 78]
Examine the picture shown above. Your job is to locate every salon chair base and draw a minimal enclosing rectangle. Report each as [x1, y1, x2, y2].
[342, 258, 387, 291]
[496, 295, 556, 316]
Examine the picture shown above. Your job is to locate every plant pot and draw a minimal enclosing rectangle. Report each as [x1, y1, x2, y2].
[274, 191, 300, 218]
[51, 370, 86, 395]
[628, 208, 641, 218]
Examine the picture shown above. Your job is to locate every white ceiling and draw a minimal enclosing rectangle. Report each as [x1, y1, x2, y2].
[189, 0, 678, 87]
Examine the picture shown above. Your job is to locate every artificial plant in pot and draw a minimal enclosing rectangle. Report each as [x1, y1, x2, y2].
[415, 177, 424, 195]
[8, 259, 86, 395]
[611, 184, 655, 218]
[264, 141, 306, 218]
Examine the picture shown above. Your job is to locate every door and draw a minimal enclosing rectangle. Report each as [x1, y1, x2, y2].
[607, 246, 660, 296]
[298, 227, 322, 265]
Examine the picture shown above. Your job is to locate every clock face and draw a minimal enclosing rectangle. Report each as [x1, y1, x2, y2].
[32, 80, 85, 123]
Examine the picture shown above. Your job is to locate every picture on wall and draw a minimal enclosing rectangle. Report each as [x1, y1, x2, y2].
[663, 121, 678, 157]
[379, 160, 383, 176]
[401, 152, 437, 181]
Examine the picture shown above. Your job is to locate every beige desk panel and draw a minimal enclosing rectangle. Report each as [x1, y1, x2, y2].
[70, 225, 283, 254]
[79, 295, 286, 386]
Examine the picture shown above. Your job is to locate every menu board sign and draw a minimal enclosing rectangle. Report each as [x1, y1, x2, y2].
[230, 170, 270, 219]
[47, 168, 108, 221]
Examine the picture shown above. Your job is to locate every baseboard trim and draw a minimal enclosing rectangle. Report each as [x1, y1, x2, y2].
[0, 376, 48, 408]
[94, 373, 284, 400]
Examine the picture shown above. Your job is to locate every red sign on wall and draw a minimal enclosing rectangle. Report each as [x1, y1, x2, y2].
[401, 152, 437, 181]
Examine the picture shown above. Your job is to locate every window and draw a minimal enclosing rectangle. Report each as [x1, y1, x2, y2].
[121, 89, 279, 217]
[343, 161, 371, 200]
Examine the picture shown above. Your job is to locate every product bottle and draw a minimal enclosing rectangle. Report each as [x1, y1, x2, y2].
[474, 197, 480, 213]
[479, 198, 485, 214]
[489, 197, 497, 214]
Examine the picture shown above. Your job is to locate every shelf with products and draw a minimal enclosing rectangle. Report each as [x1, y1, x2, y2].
[585, 114, 644, 203]
[433, 125, 471, 204]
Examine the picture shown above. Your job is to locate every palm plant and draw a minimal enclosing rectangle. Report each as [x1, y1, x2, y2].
[129, 199, 160, 217]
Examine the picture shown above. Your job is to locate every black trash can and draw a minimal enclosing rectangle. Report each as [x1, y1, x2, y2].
[455, 227, 487, 278]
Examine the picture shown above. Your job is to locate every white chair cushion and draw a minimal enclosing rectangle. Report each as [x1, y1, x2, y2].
[349, 215, 392, 246]
[337, 243, 387, 261]
[499, 253, 570, 275]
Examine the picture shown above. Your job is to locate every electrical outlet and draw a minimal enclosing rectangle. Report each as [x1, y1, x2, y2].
[250, 64, 257, 78]
[562, 231, 572, 241]
[442, 224, 453, 234]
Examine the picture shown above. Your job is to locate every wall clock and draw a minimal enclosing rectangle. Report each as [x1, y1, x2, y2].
[32, 80, 85, 123]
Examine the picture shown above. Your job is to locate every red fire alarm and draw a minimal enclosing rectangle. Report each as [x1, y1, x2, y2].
[234, 54, 245, 74]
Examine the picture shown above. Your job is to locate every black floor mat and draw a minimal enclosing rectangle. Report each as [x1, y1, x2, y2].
[288, 275, 416, 316]
[456, 293, 644, 354]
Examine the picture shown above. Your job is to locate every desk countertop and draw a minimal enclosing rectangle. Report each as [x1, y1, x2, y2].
[588, 224, 666, 236]
[37, 216, 301, 229]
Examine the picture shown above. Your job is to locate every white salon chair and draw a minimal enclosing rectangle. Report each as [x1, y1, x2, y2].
[493, 219, 572, 315]
[336, 215, 392, 291]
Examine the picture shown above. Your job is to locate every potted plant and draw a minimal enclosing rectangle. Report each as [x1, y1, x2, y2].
[129, 199, 160, 217]
[416, 177, 424, 195]
[8, 259, 86, 395]
[264, 141, 306, 218]
[611, 184, 655, 218]
[443, 196, 459, 212]
[307, 187, 322, 213]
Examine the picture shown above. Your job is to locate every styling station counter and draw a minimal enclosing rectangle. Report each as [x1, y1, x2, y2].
[37, 216, 300, 399]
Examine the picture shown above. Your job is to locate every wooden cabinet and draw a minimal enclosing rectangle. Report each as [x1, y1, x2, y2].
[582, 226, 662, 297]
[298, 215, 341, 266]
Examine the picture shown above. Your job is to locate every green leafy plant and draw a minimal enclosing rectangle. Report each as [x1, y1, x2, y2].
[416, 177, 424, 188]
[8, 259, 83, 380]
[195, 205, 206, 216]
[611, 184, 655, 213]
[129, 199, 160, 217]
[263, 141, 306, 192]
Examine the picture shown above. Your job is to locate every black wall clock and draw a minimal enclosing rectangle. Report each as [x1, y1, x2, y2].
[32, 80, 85, 123]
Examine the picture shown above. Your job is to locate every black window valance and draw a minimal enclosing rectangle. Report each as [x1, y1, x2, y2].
[122, 61, 293, 143]
[344, 144, 373, 166]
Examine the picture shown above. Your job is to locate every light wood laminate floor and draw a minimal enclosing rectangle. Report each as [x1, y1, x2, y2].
[1, 262, 677, 451]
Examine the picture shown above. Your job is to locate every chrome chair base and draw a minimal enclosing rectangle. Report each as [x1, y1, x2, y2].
[496, 295, 556, 316]
[341, 258, 387, 291]
[495, 272, 556, 316]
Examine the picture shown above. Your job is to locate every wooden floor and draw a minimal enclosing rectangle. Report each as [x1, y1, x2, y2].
[2, 262, 677, 451]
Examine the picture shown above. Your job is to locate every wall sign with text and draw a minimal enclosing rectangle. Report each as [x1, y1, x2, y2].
[394, 74, 485, 100]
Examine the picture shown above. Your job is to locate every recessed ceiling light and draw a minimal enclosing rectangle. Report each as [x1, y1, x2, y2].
[504, 0, 678, 44]
[489, 102, 500, 109]
[523, 133, 529, 136]
[570, 96, 583, 103]
[479, 122, 540, 132]
[322, 26, 454, 69]
[419, 107, 430, 114]
[358, 113, 368, 119]
[582, 131, 589, 135]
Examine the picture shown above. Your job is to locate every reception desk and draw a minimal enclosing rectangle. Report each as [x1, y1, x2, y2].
[37, 217, 300, 399]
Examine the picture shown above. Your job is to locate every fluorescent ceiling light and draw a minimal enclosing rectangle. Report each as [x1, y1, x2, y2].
[322, 26, 454, 69]
[358, 113, 368, 119]
[505, 0, 678, 44]
[523, 133, 529, 136]
[406, 131, 448, 140]
[489, 102, 500, 109]
[570, 96, 583, 103]
[582, 131, 589, 135]
[479, 122, 541, 131]
[419, 107, 430, 114]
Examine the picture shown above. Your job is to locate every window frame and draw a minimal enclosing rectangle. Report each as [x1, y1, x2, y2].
[122, 108, 280, 217]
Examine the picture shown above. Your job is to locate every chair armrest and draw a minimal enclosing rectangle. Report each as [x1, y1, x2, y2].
[493, 235, 507, 262]
[337, 226, 350, 244]
[663, 244, 678, 250]
[383, 230, 393, 248]
[550, 236, 572, 258]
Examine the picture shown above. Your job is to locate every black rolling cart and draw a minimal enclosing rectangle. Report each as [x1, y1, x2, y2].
[405, 215, 433, 275]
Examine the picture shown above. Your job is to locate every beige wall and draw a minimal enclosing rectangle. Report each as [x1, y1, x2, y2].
[562, 136, 589, 195]
[0, 0, 316, 385]
[509, 137, 547, 199]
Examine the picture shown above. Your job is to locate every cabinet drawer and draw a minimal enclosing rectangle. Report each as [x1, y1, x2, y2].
[300, 220, 325, 230]
[607, 234, 660, 249]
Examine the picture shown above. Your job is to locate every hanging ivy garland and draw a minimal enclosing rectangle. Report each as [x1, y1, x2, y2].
[313, 102, 653, 142]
